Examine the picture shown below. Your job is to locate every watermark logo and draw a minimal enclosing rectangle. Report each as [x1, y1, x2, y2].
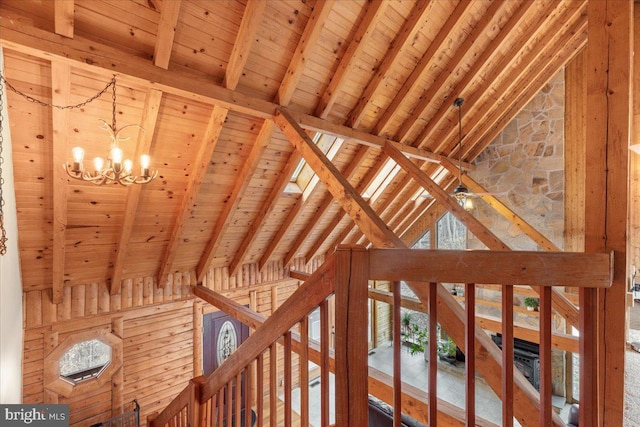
[0, 405, 69, 426]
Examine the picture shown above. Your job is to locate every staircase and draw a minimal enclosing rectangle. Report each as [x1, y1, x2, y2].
[148, 246, 612, 427]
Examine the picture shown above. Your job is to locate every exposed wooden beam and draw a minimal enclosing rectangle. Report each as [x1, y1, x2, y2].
[314, 0, 387, 118]
[111, 89, 163, 294]
[412, 0, 538, 151]
[153, 0, 182, 69]
[197, 120, 274, 283]
[54, 0, 74, 38]
[583, 1, 631, 425]
[157, 106, 228, 287]
[372, 0, 474, 136]
[394, 0, 507, 143]
[277, 0, 335, 106]
[275, 108, 564, 426]
[224, 0, 267, 90]
[51, 61, 71, 304]
[346, 0, 433, 128]
[227, 150, 303, 277]
[384, 143, 510, 251]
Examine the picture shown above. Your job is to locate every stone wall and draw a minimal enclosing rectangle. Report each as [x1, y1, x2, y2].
[468, 70, 565, 251]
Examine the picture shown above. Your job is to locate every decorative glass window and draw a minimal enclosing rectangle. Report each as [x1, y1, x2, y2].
[59, 339, 112, 383]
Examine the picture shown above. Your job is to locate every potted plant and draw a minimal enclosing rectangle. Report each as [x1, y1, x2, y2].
[437, 336, 457, 364]
[524, 297, 539, 311]
[408, 324, 429, 362]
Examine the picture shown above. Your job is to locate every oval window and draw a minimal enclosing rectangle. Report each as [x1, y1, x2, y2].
[59, 339, 112, 383]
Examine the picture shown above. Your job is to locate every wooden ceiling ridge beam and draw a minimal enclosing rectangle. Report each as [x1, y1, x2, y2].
[196, 120, 275, 283]
[227, 150, 304, 278]
[110, 89, 163, 295]
[386, 144, 580, 329]
[54, 0, 74, 39]
[51, 61, 71, 304]
[372, 0, 474, 137]
[153, 0, 182, 69]
[224, 0, 267, 90]
[412, 0, 539, 151]
[464, 11, 588, 161]
[273, 108, 555, 425]
[277, 0, 335, 106]
[314, 0, 387, 118]
[395, 0, 508, 144]
[432, 2, 586, 157]
[346, 0, 434, 129]
[157, 106, 228, 287]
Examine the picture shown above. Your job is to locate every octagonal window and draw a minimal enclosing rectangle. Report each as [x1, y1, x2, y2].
[59, 339, 112, 383]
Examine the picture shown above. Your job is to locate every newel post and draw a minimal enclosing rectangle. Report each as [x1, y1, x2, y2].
[189, 376, 207, 427]
[334, 245, 369, 426]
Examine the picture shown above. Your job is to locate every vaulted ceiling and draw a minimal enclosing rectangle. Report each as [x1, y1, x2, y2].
[0, 0, 586, 298]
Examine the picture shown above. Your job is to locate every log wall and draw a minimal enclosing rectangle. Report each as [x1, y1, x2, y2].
[22, 258, 315, 427]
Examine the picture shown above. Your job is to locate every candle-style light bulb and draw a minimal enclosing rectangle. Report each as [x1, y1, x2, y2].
[140, 154, 150, 177]
[111, 147, 123, 165]
[71, 147, 85, 173]
[123, 159, 133, 174]
[93, 157, 104, 172]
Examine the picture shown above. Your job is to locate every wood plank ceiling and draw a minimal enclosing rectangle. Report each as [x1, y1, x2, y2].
[0, 0, 587, 295]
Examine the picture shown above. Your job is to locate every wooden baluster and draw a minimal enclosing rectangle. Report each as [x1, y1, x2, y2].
[300, 316, 310, 427]
[285, 331, 293, 427]
[270, 343, 278, 427]
[245, 363, 253, 427]
[257, 353, 264, 427]
[502, 285, 514, 427]
[539, 285, 552, 426]
[392, 281, 402, 427]
[428, 282, 438, 425]
[235, 371, 242, 427]
[226, 381, 233, 426]
[465, 283, 476, 427]
[217, 391, 224, 427]
[321, 299, 330, 427]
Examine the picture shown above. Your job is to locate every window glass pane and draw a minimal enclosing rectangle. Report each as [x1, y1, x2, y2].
[436, 212, 466, 249]
[59, 339, 112, 382]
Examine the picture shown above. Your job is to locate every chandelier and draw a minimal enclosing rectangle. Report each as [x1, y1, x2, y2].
[64, 78, 157, 186]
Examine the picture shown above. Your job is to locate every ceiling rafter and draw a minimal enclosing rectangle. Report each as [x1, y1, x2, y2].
[153, 0, 182, 69]
[372, 0, 474, 137]
[224, 0, 267, 90]
[54, 0, 74, 39]
[414, 0, 551, 152]
[228, 150, 304, 277]
[51, 61, 71, 304]
[346, 0, 434, 129]
[314, 0, 387, 118]
[272, 106, 559, 424]
[111, 89, 163, 295]
[434, 2, 586, 157]
[394, 0, 508, 144]
[196, 119, 275, 283]
[157, 106, 229, 287]
[277, 0, 335, 106]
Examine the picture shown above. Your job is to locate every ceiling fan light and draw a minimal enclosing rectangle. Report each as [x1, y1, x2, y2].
[464, 197, 474, 211]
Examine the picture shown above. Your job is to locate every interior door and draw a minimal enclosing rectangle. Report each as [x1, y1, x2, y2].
[203, 310, 250, 375]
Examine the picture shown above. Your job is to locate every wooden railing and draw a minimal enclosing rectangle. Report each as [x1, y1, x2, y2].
[150, 246, 612, 427]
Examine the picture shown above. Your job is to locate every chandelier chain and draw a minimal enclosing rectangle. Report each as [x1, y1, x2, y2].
[0, 76, 8, 255]
[0, 74, 116, 111]
[111, 78, 117, 132]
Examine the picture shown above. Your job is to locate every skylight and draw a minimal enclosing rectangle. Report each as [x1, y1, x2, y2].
[362, 158, 401, 202]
